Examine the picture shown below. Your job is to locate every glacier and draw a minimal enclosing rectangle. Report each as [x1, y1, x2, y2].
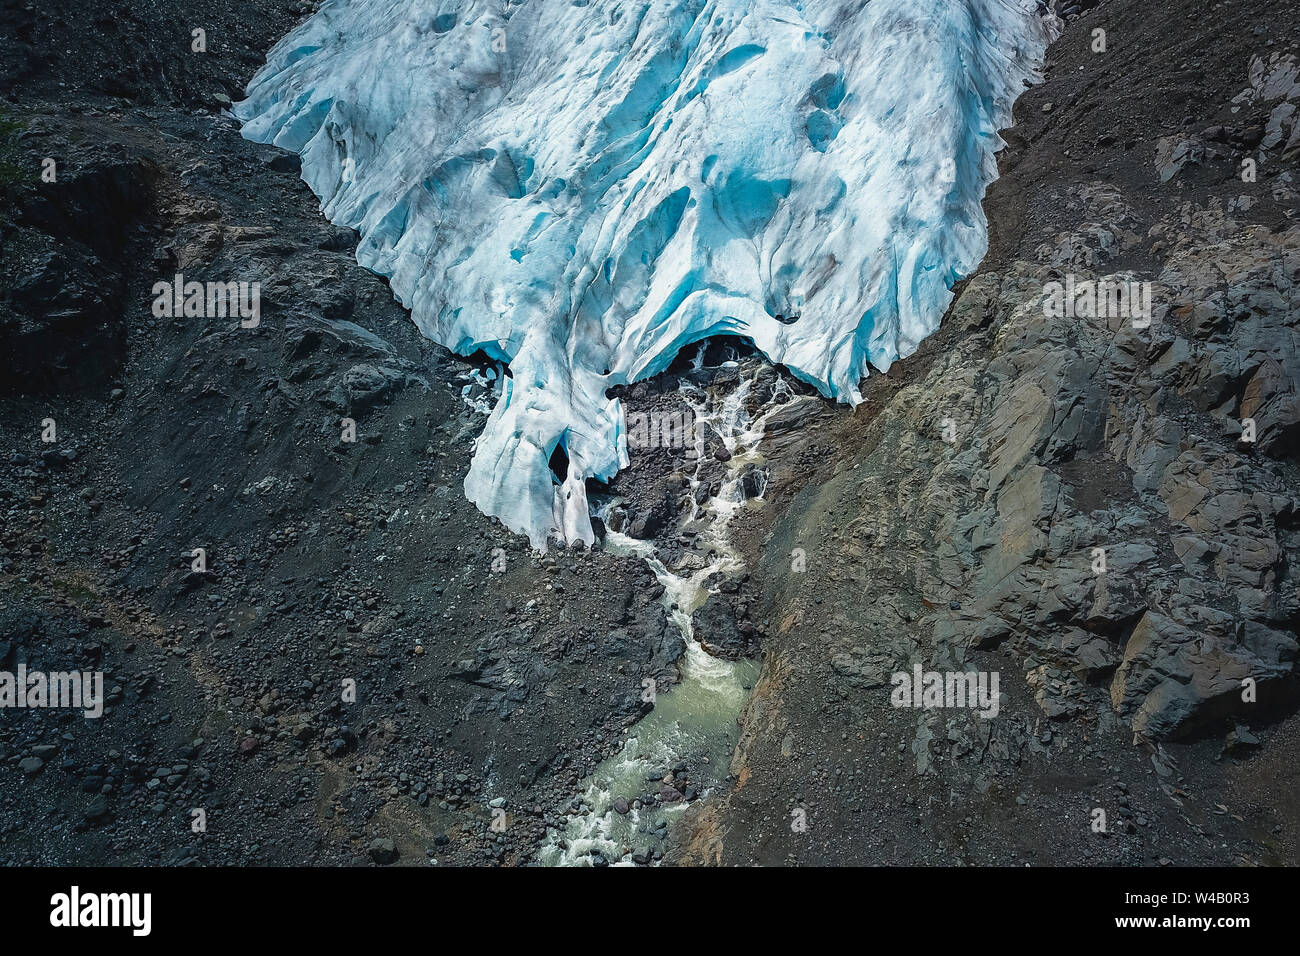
[235, 0, 1058, 548]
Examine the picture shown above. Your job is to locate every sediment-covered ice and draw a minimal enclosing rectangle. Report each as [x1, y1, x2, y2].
[236, 0, 1057, 547]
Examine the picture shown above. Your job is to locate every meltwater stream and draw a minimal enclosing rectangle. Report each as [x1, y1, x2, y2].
[232, 0, 1056, 864]
[539, 356, 802, 866]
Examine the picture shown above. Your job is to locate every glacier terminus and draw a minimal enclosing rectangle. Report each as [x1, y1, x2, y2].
[235, 0, 1059, 548]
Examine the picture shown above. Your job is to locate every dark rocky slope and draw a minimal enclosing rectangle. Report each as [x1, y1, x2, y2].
[1, 0, 1297, 867]
[1, 0, 681, 866]
[675, 0, 1300, 866]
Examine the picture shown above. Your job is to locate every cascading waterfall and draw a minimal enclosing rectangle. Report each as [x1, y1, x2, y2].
[538, 358, 807, 866]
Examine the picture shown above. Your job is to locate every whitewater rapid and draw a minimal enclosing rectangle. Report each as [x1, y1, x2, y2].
[236, 0, 1058, 547]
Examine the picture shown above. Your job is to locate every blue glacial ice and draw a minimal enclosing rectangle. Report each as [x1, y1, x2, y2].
[236, 0, 1058, 548]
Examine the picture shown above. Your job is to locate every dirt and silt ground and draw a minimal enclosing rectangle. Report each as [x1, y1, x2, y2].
[0, 0, 1298, 866]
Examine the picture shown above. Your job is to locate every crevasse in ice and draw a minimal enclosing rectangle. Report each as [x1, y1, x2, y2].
[236, 0, 1058, 548]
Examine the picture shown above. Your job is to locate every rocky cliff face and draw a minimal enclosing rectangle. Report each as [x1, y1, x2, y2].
[675, 0, 1300, 865]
